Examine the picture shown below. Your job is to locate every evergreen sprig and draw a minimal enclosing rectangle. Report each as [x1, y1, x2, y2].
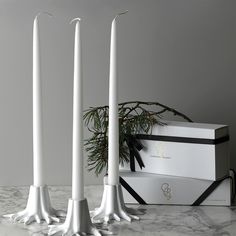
[84, 101, 192, 175]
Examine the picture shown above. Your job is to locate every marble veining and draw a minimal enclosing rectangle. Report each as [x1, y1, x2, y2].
[0, 185, 236, 236]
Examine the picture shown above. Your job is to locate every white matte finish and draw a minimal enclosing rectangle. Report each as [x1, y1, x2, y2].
[32, 14, 44, 187]
[4, 185, 65, 224]
[107, 14, 120, 186]
[71, 18, 84, 201]
[48, 198, 106, 236]
[107, 11, 128, 186]
[150, 120, 229, 139]
[91, 12, 139, 223]
[91, 183, 139, 223]
[47, 19, 106, 236]
[120, 171, 233, 206]
[2, 13, 66, 226]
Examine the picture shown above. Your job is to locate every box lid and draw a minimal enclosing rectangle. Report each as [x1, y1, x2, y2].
[148, 121, 229, 140]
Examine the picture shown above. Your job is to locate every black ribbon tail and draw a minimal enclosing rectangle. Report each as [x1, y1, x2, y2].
[119, 176, 147, 205]
[129, 149, 136, 172]
[126, 135, 145, 172]
[192, 175, 231, 206]
[132, 137, 144, 151]
[230, 169, 236, 200]
[133, 148, 145, 169]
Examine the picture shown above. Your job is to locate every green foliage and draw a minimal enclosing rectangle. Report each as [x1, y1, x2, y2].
[84, 101, 192, 176]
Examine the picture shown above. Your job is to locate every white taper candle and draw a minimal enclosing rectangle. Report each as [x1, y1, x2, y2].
[33, 12, 52, 187]
[71, 18, 84, 201]
[107, 11, 128, 186]
[32, 14, 43, 187]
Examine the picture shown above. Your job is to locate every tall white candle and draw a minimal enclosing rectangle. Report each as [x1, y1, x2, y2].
[33, 12, 52, 187]
[71, 18, 84, 201]
[107, 11, 128, 186]
[32, 14, 43, 187]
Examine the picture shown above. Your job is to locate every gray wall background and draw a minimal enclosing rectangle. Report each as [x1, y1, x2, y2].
[0, 0, 235, 186]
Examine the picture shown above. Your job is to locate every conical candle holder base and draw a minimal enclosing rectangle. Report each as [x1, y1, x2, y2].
[48, 198, 111, 236]
[4, 185, 65, 225]
[91, 184, 140, 223]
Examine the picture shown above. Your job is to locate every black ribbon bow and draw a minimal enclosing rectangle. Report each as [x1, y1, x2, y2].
[125, 135, 145, 172]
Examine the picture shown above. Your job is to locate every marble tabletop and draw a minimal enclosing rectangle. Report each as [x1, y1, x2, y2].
[0, 185, 236, 236]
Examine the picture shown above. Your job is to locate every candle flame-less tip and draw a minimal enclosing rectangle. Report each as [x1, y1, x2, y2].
[70, 17, 81, 24]
[35, 12, 53, 20]
[118, 10, 129, 15]
[113, 10, 128, 22]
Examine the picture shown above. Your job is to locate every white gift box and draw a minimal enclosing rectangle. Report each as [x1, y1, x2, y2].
[120, 121, 230, 181]
[118, 171, 234, 206]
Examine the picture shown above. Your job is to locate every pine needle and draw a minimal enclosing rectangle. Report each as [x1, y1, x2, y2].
[84, 101, 192, 176]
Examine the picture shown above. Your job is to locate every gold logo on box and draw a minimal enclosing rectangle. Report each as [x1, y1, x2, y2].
[151, 142, 171, 159]
[161, 183, 172, 200]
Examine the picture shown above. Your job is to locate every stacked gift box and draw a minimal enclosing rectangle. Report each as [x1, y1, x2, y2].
[118, 121, 235, 206]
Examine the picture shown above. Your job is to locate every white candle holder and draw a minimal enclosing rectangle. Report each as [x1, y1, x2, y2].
[48, 198, 110, 236]
[91, 183, 139, 223]
[4, 185, 65, 225]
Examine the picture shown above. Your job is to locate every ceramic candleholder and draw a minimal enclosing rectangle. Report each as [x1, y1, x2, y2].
[48, 198, 111, 236]
[4, 185, 65, 225]
[91, 183, 139, 223]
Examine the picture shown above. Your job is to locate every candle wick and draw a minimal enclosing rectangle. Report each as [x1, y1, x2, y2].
[35, 12, 53, 20]
[70, 17, 82, 24]
[118, 10, 129, 16]
[113, 10, 128, 22]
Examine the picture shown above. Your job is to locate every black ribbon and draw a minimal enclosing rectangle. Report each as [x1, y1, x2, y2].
[123, 134, 233, 205]
[135, 134, 230, 145]
[125, 134, 229, 172]
[125, 135, 145, 172]
[191, 175, 233, 206]
[119, 169, 236, 206]
[119, 176, 147, 205]
[230, 168, 236, 200]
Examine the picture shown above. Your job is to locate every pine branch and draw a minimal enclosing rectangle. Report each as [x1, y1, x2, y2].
[84, 101, 192, 175]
